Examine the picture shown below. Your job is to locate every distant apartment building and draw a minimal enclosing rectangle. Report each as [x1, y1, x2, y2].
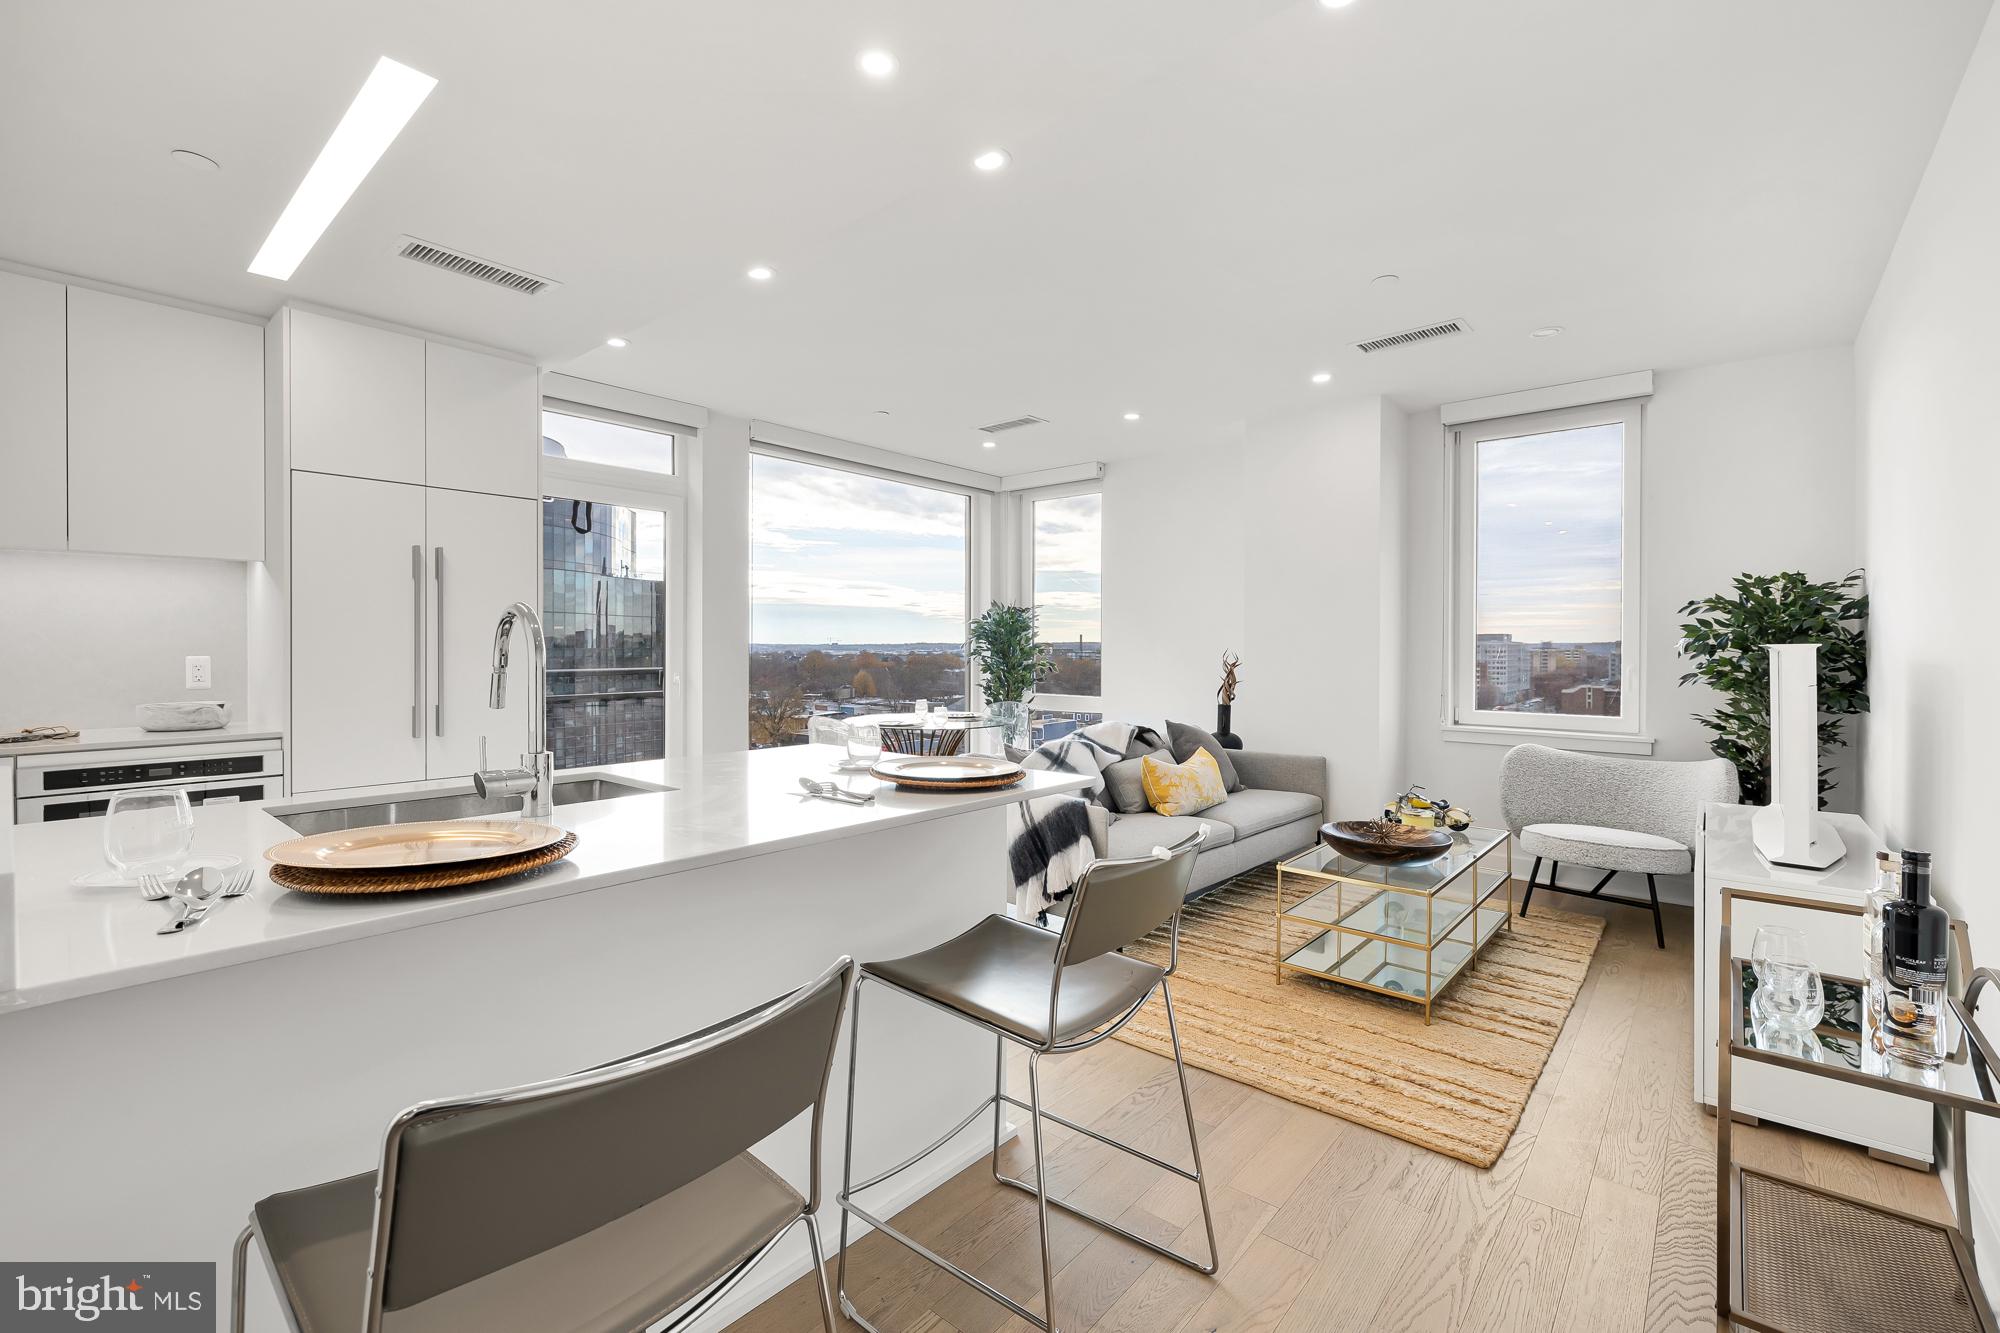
[1529, 642, 1586, 674]
[1559, 683, 1621, 716]
[1476, 633, 1532, 707]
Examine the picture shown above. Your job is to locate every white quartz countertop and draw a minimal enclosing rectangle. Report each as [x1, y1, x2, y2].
[0, 724, 284, 758]
[0, 745, 1086, 1012]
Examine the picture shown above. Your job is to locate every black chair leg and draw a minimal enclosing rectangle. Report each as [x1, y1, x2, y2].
[1520, 856, 1541, 917]
[1646, 873, 1664, 949]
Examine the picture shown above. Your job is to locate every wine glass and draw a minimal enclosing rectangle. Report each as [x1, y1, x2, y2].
[102, 788, 195, 879]
[1751, 925, 1825, 1033]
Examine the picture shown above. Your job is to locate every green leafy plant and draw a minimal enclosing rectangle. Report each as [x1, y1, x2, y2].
[1676, 570, 1869, 806]
[968, 602, 1051, 703]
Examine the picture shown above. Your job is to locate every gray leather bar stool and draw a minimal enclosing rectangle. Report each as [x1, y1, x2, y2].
[227, 957, 854, 1333]
[836, 830, 1215, 1333]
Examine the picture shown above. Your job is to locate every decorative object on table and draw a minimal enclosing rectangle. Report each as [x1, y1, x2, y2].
[1008, 720, 1165, 916]
[1676, 568, 1868, 807]
[1442, 805, 1475, 832]
[1163, 718, 1242, 791]
[269, 832, 579, 895]
[868, 753, 1025, 792]
[1500, 742, 1739, 949]
[0, 724, 80, 745]
[1139, 748, 1227, 818]
[1116, 860, 1604, 1166]
[1748, 924, 1825, 1034]
[1748, 644, 1846, 870]
[135, 700, 232, 732]
[877, 723, 966, 757]
[1864, 848, 1901, 1045]
[264, 818, 569, 871]
[1387, 784, 1447, 828]
[1881, 849, 1948, 1068]
[1214, 651, 1243, 749]
[1319, 818, 1452, 865]
[967, 601, 1050, 750]
[102, 787, 195, 878]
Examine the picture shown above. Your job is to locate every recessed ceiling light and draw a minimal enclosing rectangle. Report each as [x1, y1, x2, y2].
[1320, 0, 1358, 8]
[170, 149, 220, 172]
[747, 265, 775, 281]
[1530, 325, 1565, 339]
[1122, 412, 1141, 421]
[1311, 372, 1332, 384]
[248, 56, 437, 281]
[973, 149, 1011, 172]
[982, 439, 998, 449]
[605, 337, 628, 348]
[858, 49, 897, 79]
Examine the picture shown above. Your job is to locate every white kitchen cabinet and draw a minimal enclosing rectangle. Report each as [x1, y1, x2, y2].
[424, 487, 536, 778]
[0, 271, 68, 552]
[290, 472, 428, 794]
[288, 309, 426, 486]
[425, 343, 540, 498]
[65, 287, 263, 561]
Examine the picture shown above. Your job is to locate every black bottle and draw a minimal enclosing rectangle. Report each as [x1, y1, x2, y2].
[1881, 850, 1947, 1067]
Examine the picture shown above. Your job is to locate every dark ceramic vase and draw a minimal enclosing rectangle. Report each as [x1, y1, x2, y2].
[1214, 704, 1243, 750]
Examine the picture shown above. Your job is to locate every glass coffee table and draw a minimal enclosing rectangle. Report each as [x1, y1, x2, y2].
[1273, 827, 1513, 1024]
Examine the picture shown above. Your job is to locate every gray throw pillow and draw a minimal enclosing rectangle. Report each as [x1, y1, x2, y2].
[1165, 719, 1243, 792]
[1103, 749, 1171, 813]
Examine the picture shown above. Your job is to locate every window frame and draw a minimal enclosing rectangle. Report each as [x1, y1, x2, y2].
[1016, 479, 1103, 714]
[540, 399, 690, 761]
[1443, 398, 1648, 751]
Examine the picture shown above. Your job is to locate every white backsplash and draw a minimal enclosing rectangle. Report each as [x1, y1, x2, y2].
[0, 550, 249, 730]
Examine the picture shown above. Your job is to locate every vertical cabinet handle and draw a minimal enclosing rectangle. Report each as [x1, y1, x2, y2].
[410, 544, 423, 739]
[433, 546, 445, 737]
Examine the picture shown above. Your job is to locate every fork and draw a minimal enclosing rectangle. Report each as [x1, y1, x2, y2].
[169, 869, 254, 933]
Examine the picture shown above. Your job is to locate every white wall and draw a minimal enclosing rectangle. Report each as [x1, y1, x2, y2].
[1399, 345, 1860, 901]
[1853, 4, 2000, 1267]
[1100, 440, 1246, 729]
[0, 551, 249, 731]
[687, 413, 751, 754]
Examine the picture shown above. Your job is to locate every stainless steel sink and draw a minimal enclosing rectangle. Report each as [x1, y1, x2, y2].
[269, 775, 669, 836]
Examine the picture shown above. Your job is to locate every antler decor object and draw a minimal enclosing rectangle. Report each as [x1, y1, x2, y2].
[1217, 652, 1242, 705]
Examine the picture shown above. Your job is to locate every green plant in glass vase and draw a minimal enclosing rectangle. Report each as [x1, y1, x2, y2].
[969, 602, 1052, 748]
[1676, 570, 1868, 806]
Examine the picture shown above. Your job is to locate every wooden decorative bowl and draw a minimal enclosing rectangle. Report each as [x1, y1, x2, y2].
[1319, 820, 1453, 865]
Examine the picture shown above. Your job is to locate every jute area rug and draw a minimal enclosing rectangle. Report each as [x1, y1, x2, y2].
[1114, 863, 1606, 1168]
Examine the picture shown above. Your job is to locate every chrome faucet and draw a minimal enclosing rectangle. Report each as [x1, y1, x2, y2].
[473, 600, 554, 819]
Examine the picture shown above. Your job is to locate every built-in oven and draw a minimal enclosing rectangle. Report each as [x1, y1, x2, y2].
[13, 740, 285, 823]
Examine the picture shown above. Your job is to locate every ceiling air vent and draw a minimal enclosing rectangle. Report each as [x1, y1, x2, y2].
[397, 237, 557, 295]
[1355, 320, 1468, 354]
[976, 414, 1049, 434]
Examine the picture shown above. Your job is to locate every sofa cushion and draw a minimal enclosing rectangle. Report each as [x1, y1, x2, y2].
[1102, 749, 1170, 814]
[1165, 720, 1243, 792]
[1519, 822, 1691, 875]
[1204, 788, 1322, 840]
[1104, 812, 1235, 860]
[1140, 749, 1228, 818]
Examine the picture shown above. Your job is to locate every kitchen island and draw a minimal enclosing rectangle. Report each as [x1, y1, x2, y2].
[0, 744, 1087, 1330]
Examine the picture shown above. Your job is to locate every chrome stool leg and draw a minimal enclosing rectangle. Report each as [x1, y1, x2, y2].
[804, 1213, 838, 1333]
[835, 977, 865, 1323]
[1027, 1050, 1058, 1331]
[1163, 977, 1219, 1274]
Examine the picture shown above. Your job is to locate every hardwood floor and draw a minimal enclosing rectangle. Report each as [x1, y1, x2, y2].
[725, 893, 1948, 1333]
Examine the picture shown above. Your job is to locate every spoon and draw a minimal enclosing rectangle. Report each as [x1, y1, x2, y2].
[799, 777, 874, 805]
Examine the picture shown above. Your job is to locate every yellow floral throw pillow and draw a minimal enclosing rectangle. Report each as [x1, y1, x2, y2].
[1140, 748, 1227, 818]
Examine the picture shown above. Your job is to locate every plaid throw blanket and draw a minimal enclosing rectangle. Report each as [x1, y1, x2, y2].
[1007, 721, 1161, 916]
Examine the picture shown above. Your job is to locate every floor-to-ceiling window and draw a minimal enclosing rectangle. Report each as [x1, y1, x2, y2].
[541, 403, 685, 767]
[1023, 485, 1102, 744]
[749, 452, 970, 747]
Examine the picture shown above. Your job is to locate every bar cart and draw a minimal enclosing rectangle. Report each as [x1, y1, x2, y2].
[1717, 885, 1996, 1332]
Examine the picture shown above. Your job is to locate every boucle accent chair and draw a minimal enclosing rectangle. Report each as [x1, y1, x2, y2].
[1499, 743, 1739, 948]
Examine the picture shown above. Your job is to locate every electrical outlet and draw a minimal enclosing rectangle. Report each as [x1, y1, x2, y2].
[185, 656, 212, 689]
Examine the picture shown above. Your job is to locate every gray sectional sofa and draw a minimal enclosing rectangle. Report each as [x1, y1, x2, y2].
[1084, 747, 1329, 898]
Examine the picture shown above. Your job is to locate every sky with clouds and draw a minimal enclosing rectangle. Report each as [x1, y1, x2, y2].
[1032, 493, 1102, 645]
[1475, 422, 1624, 644]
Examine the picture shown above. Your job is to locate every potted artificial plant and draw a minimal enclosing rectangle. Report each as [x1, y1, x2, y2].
[1676, 569, 1869, 806]
[968, 602, 1051, 749]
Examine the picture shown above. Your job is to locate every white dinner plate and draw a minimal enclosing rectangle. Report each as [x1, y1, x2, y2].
[264, 819, 568, 870]
[869, 754, 1025, 784]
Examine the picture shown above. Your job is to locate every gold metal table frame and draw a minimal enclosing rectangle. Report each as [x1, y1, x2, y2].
[1273, 827, 1513, 1024]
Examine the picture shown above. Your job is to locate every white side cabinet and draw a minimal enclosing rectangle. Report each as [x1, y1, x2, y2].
[288, 309, 426, 486]
[0, 270, 68, 552]
[425, 342, 540, 498]
[1693, 804, 1932, 1164]
[65, 287, 264, 560]
[425, 487, 537, 778]
[290, 473, 428, 794]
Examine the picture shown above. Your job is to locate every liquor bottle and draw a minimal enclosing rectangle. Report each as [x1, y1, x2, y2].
[1864, 849, 1901, 1050]
[1881, 850, 1948, 1068]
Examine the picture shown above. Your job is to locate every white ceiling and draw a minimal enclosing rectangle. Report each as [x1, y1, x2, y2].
[2, 0, 1988, 474]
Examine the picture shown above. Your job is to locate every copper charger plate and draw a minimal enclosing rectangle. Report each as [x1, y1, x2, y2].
[869, 754, 1026, 792]
[270, 832, 579, 895]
